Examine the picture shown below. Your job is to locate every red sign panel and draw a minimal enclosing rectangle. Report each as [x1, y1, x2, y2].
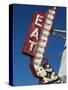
[23, 11, 47, 57]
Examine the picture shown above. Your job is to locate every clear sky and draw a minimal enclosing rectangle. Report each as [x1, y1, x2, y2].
[12, 4, 66, 86]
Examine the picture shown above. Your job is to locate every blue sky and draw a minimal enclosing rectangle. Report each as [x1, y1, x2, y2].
[12, 4, 66, 86]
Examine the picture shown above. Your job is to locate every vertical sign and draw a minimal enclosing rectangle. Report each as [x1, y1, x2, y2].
[23, 12, 47, 56]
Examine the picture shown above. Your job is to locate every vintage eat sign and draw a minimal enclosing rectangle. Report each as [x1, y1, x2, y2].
[23, 12, 47, 56]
